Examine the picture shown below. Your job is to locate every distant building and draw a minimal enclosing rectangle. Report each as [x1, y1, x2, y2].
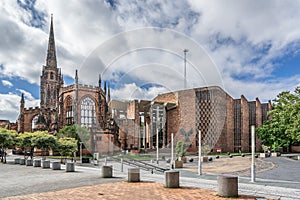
[0, 120, 17, 130]
[16, 16, 271, 154]
[109, 87, 271, 153]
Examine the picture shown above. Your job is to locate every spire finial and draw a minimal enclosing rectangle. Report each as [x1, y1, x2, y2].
[98, 74, 102, 88]
[21, 93, 24, 104]
[46, 14, 57, 68]
[75, 69, 78, 84]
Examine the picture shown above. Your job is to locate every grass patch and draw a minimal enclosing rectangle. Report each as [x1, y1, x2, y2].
[113, 153, 152, 161]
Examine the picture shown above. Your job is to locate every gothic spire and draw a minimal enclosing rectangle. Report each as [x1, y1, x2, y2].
[98, 74, 102, 88]
[21, 93, 24, 104]
[46, 14, 57, 68]
[75, 69, 78, 85]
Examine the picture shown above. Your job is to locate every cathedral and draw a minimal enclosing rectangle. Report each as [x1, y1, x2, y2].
[17, 16, 118, 154]
[16, 16, 271, 154]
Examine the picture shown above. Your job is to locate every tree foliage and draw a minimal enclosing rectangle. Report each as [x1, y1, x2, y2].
[0, 128, 17, 163]
[57, 125, 90, 148]
[32, 131, 57, 159]
[17, 132, 40, 159]
[257, 86, 300, 150]
[57, 137, 78, 157]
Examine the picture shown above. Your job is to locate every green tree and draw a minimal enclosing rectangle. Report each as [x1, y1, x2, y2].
[0, 128, 17, 163]
[257, 86, 300, 151]
[32, 131, 57, 159]
[57, 125, 90, 148]
[17, 132, 39, 159]
[57, 137, 78, 163]
[57, 125, 90, 156]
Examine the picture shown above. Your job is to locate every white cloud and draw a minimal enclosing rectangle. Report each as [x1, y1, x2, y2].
[1, 0, 300, 122]
[0, 92, 39, 122]
[1, 80, 13, 87]
[17, 89, 35, 101]
[112, 82, 169, 100]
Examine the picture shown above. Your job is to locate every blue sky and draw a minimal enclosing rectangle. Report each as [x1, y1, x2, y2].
[1, 0, 300, 121]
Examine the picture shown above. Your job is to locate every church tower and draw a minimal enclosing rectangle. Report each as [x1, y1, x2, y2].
[40, 15, 63, 109]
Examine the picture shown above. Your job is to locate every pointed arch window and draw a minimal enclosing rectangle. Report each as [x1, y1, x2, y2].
[81, 97, 96, 127]
[65, 96, 73, 125]
[32, 115, 39, 130]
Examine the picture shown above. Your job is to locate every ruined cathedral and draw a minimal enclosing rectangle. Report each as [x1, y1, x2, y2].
[17, 16, 272, 154]
[17, 16, 116, 153]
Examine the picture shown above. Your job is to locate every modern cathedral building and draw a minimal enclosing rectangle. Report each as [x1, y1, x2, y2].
[16, 16, 271, 154]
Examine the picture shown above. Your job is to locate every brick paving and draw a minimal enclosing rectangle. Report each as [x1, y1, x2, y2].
[2, 181, 270, 200]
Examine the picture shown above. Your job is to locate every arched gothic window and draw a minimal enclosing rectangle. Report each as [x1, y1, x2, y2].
[80, 97, 96, 127]
[32, 115, 39, 130]
[65, 96, 73, 125]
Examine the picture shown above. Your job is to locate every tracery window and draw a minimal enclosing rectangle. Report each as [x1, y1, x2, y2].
[80, 97, 96, 127]
[32, 115, 39, 130]
[65, 96, 73, 125]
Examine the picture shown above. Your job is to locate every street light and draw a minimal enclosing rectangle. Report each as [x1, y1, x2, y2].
[156, 105, 159, 165]
[79, 142, 83, 163]
[251, 125, 256, 182]
[198, 130, 202, 175]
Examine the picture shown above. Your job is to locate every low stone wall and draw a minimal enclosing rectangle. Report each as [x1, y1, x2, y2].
[291, 146, 300, 153]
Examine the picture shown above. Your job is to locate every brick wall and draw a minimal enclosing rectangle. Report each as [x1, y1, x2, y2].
[241, 95, 250, 152]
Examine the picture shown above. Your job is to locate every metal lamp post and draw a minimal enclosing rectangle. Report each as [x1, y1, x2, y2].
[79, 142, 83, 163]
[251, 125, 256, 182]
[198, 130, 202, 175]
[156, 105, 159, 165]
[183, 49, 189, 89]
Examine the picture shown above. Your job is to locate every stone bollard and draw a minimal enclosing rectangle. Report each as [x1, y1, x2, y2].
[52, 161, 61, 170]
[128, 168, 140, 182]
[66, 162, 75, 172]
[19, 158, 25, 165]
[42, 160, 50, 169]
[14, 158, 20, 164]
[164, 170, 180, 188]
[26, 159, 33, 166]
[33, 159, 41, 167]
[101, 166, 113, 178]
[218, 174, 238, 197]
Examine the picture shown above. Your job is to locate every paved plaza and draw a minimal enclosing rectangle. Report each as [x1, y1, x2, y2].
[0, 155, 299, 200]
